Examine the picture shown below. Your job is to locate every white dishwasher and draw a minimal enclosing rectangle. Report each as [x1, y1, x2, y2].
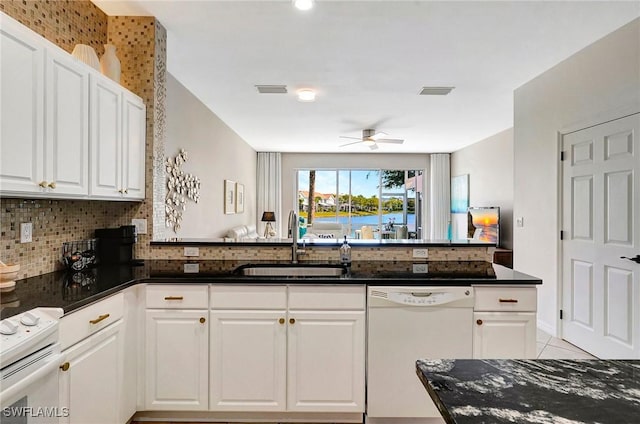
[366, 286, 474, 424]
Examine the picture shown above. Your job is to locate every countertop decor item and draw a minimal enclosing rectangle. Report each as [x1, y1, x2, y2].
[100, 44, 121, 83]
[165, 149, 201, 233]
[416, 358, 640, 424]
[71, 44, 100, 70]
[0, 260, 20, 289]
[261, 211, 276, 238]
[61, 239, 97, 271]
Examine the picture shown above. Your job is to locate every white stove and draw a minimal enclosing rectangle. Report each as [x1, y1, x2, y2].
[0, 308, 64, 423]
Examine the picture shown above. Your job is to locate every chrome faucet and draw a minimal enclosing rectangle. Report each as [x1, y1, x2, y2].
[288, 210, 305, 263]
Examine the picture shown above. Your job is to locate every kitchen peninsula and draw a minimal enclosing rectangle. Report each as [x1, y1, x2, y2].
[416, 358, 640, 424]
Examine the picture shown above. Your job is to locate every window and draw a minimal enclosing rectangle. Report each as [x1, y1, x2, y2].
[296, 169, 424, 239]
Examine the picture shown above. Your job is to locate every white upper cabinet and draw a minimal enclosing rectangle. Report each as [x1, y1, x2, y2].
[0, 14, 45, 194]
[0, 12, 145, 200]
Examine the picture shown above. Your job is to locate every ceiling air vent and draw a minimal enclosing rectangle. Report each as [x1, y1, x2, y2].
[419, 86, 455, 96]
[255, 85, 288, 94]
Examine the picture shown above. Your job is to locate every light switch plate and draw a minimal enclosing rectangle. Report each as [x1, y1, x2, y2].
[132, 218, 147, 234]
[184, 263, 199, 273]
[20, 223, 32, 243]
[516, 217, 524, 228]
[412, 248, 428, 258]
[184, 247, 200, 257]
[412, 263, 429, 273]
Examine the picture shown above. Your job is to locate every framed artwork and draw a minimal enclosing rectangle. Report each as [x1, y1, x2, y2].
[235, 183, 245, 213]
[224, 180, 236, 214]
[451, 174, 469, 213]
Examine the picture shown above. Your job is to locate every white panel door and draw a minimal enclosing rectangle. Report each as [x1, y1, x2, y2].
[209, 310, 287, 411]
[562, 113, 640, 358]
[145, 310, 208, 410]
[59, 321, 122, 424]
[0, 14, 45, 193]
[90, 75, 122, 197]
[122, 92, 146, 199]
[473, 312, 537, 359]
[287, 310, 365, 413]
[46, 49, 89, 195]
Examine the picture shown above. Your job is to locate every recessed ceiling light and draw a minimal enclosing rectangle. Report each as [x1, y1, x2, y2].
[419, 87, 455, 96]
[296, 89, 316, 102]
[293, 0, 314, 11]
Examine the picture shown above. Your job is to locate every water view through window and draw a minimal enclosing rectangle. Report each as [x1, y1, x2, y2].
[296, 169, 424, 239]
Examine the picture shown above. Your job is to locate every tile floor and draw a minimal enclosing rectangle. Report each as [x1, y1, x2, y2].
[536, 328, 598, 359]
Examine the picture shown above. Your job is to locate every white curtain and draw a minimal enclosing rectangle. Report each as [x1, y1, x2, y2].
[256, 152, 282, 236]
[430, 153, 451, 239]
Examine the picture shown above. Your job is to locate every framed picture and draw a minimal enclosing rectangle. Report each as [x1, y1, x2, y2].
[235, 183, 245, 213]
[451, 174, 469, 213]
[224, 180, 235, 214]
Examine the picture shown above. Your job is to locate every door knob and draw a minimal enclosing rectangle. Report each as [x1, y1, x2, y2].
[620, 255, 640, 264]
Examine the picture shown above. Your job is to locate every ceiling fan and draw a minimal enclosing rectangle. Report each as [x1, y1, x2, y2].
[339, 129, 404, 150]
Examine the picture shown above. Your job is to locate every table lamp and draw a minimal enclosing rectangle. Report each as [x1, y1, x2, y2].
[261, 211, 276, 238]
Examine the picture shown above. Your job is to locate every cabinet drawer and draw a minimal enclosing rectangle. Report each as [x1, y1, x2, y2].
[474, 287, 537, 312]
[146, 285, 208, 309]
[60, 292, 124, 350]
[210, 285, 287, 309]
[288, 285, 365, 310]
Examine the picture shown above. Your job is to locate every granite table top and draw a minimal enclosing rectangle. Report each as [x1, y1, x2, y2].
[416, 359, 640, 424]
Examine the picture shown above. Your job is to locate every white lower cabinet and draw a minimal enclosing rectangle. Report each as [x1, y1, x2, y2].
[287, 310, 365, 412]
[59, 320, 123, 424]
[473, 286, 538, 359]
[144, 310, 209, 410]
[209, 285, 366, 413]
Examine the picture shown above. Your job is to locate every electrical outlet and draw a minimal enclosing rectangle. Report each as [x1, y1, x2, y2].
[412, 263, 429, 273]
[132, 218, 147, 234]
[412, 248, 428, 258]
[20, 223, 32, 243]
[516, 217, 524, 228]
[184, 247, 200, 257]
[184, 263, 199, 273]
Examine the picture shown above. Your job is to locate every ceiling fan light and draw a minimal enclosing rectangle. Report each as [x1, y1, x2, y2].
[363, 139, 376, 146]
[293, 0, 314, 11]
[296, 89, 316, 102]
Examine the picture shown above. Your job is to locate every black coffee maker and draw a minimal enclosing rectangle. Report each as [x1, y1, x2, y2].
[95, 225, 138, 265]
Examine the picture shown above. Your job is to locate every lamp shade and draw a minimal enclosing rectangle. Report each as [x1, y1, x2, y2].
[261, 211, 276, 222]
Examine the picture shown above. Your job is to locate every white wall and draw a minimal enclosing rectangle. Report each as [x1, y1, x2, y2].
[166, 73, 257, 238]
[281, 153, 430, 233]
[451, 128, 514, 249]
[513, 18, 640, 335]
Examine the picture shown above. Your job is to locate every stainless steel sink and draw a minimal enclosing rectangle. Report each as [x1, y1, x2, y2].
[234, 264, 346, 277]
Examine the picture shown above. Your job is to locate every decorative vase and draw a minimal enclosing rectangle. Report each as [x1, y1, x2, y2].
[100, 44, 121, 83]
[71, 44, 100, 70]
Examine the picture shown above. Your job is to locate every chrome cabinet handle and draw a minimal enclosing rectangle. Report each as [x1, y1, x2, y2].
[89, 314, 110, 325]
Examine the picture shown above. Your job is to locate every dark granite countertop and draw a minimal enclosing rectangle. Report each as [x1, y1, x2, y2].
[1, 260, 540, 319]
[151, 238, 497, 247]
[416, 359, 640, 424]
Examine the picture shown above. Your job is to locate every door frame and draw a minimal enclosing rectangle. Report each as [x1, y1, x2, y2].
[556, 102, 640, 340]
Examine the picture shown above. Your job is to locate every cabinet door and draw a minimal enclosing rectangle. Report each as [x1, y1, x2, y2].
[90, 75, 122, 198]
[0, 15, 45, 194]
[145, 310, 208, 410]
[209, 310, 287, 411]
[46, 49, 89, 196]
[121, 92, 145, 199]
[287, 310, 365, 413]
[59, 321, 123, 424]
[473, 312, 537, 359]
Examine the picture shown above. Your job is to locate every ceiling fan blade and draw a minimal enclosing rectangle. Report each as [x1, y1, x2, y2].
[339, 135, 363, 140]
[340, 140, 364, 147]
[375, 138, 404, 144]
[370, 132, 388, 140]
[369, 143, 379, 151]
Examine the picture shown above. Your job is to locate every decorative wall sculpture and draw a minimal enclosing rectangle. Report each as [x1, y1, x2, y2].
[165, 149, 200, 232]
